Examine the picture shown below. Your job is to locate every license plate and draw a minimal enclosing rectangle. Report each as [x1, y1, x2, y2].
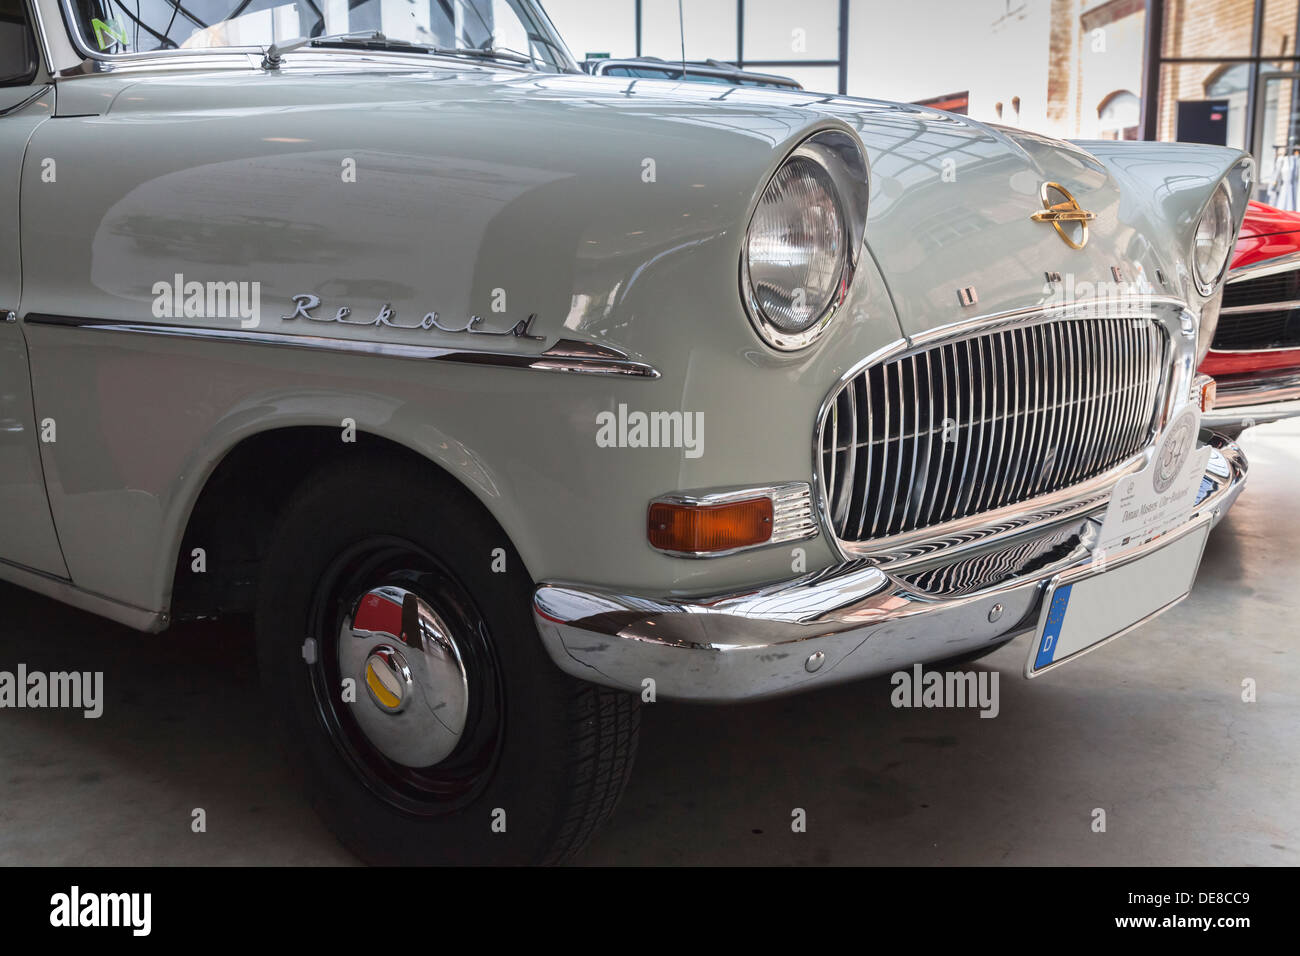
[1025, 515, 1212, 678]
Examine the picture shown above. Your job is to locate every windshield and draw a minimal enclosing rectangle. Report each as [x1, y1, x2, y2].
[67, 0, 575, 69]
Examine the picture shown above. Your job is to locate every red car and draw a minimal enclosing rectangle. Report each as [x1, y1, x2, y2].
[1201, 200, 1300, 436]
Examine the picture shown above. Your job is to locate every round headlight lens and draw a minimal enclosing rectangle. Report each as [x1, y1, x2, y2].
[1193, 185, 1234, 294]
[745, 155, 846, 348]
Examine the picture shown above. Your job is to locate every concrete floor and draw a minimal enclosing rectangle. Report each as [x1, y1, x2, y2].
[1, 422, 1297, 866]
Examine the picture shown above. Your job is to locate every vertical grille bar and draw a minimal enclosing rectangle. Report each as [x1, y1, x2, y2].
[1059, 319, 1082, 484]
[945, 342, 970, 522]
[887, 360, 906, 536]
[899, 355, 923, 532]
[870, 362, 892, 538]
[1035, 320, 1061, 497]
[925, 346, 950, 526]
[1073, 319, 1100, 482]
[1095, 319, 1115, 471]
[982, 333, 1010, 512]
[1013, 324, 1044, 502]
[1121, 318, 1140, 457]
[972, 335, 998, 515]
[1002, 328, 1024, 510]
[854, 373, 874, 539]
[831, 379, 857, 535]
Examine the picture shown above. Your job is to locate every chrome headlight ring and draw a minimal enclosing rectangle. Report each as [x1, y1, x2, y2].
[1192, 182, 1235, 297]
[740, 129, 870, 352]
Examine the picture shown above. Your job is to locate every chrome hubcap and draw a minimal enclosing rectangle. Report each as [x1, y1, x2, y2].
[338, 585, 469, 767]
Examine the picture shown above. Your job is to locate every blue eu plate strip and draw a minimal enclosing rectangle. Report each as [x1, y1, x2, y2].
[1034, 583, 1073, 672]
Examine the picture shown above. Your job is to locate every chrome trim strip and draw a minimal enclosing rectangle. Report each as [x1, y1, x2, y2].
[906, 294, 1187, 350]
[1219, 298, 1300, 315]
[27, 0, 63, 75]
[1213, 371, 1300, 407]
[1225, 249, 1300, 284]
[21, 314, 660, 378]
[0, 84, 51, 117]
[1204, 396, 1300, 428]
[0, 554, 165, 633]
[1208, 343, 1300, 354]
[967, 335, 992, 515]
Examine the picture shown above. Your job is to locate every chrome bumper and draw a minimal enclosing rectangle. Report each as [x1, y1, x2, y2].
[1203, 370, 1300, 431]
[533, 435, 1248, 703]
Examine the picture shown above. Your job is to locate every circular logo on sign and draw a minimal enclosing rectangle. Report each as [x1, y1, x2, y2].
[1153, 407, 1198, 494]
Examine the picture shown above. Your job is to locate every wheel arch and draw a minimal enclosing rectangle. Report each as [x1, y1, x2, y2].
[163, 422, 531, 626]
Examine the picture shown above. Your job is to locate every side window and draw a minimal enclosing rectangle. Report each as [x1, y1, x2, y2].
[0, 0, 38, 86]
[631, 67, 680, 80]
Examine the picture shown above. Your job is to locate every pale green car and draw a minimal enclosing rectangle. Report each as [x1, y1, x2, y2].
[1, 0, 1251, 863]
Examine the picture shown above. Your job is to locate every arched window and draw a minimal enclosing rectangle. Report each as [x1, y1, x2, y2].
[1200, 63, 1280, 153]
[1204, 63, 1268, 98]
[1098, 90, 1140, 141]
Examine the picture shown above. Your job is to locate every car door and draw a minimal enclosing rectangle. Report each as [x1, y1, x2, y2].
[0, 0, 68, 577]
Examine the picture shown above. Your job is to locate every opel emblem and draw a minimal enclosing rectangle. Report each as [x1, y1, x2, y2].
[1031, 182, 1097, 250]
[363, 645, 411, 714]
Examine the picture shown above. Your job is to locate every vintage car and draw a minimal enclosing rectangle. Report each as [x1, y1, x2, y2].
[0, 0, 1252, 865]
[1200, 200, 1300, 436]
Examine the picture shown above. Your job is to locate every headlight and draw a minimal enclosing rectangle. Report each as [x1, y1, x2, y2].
[1192, 184, 1234, 295]
[742, 130, 869, 351]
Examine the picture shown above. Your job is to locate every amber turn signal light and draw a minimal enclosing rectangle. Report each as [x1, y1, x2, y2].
[647, 497, 774, 554]
[1197, 375, 1217, 413]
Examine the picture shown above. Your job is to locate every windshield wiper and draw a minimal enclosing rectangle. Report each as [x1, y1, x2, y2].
[429, 45, 534, 65]
[261, 31, 429, 70]
[261, 30, 536, 70]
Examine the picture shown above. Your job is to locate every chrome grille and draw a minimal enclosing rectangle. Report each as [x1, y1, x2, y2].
[820, 316, 1168, 545]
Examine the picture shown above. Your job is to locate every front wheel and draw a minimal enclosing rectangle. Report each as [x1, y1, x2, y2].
[255, 455, 639, 865]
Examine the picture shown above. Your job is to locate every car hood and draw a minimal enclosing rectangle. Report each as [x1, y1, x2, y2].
[55, 65, 1250, 343]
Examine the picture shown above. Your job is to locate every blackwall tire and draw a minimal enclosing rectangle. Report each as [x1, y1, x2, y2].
[254, 454, 639, 865]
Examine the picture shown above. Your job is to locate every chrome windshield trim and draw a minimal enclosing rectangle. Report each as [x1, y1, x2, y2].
[22, 314, 659, 378]
[28, 0, 58, 74]
[54, 0, 575, 72]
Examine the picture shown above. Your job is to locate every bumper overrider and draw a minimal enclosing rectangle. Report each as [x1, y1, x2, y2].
[533, 433, 1247, 703]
